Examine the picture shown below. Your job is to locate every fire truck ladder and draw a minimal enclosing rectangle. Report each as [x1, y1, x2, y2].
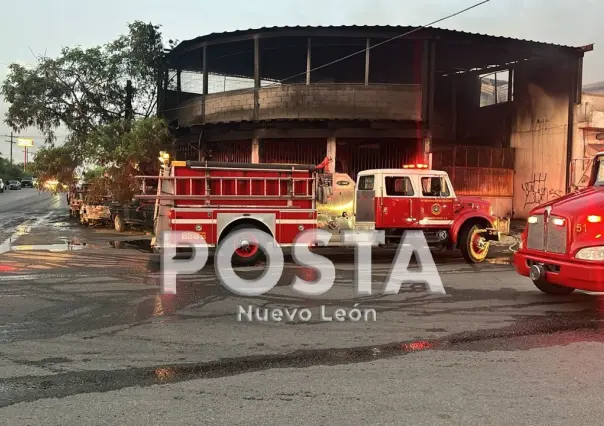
[135, 161, 317, 209]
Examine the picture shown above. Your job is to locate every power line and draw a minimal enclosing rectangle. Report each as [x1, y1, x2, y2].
[1, 134, 68, 139]
[162, 0, 491, 113]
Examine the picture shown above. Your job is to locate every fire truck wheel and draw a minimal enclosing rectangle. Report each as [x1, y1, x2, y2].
[229, 224, 265, 266]
[114, 215, 125, 233]
[460, 224, 489, 263]
[532, 279, 575, 295]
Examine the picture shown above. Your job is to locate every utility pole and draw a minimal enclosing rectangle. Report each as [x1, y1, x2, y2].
[3, 132, 16, 165]
[125, 79, 133, 132]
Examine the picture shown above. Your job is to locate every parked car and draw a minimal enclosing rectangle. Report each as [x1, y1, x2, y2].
[8, 180, 21, 190]
[20, 177, 34, 188]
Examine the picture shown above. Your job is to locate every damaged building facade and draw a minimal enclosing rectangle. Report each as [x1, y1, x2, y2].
[160, 25, 591, 218]
[571, 85, 604, 191]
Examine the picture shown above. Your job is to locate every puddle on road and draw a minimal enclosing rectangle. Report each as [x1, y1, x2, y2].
[484, 257, 512, 265]
[51, 222, 71, 228]
[108, 239, 152, 251]
[10, 242, 87, 252]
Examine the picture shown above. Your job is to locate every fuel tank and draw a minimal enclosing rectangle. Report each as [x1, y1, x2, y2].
[317, 173, 355, 231]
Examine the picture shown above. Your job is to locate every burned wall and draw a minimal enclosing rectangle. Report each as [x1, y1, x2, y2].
[571, 93, 604, 189]
[511, 57, 574, 218]
[431, 73, 513, 147]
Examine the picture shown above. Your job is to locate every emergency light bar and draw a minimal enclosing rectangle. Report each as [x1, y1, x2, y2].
[402, 164, 429, 169]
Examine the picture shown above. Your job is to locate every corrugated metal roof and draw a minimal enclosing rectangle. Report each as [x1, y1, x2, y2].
[170, 25, 584, 55]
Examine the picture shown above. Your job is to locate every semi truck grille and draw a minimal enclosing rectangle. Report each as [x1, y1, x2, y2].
[526, 214, 568, 254]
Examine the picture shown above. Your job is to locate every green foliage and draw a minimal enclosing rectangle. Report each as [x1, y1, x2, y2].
[28, 143, 82, 191]
[83, 116, 171, 203]
[82, 166, 106, 182]
[1, 21, 164, 145]
[3, 21, 169, 198]
[85, 116, 171, 169]
[29, 116, 171, 198]
[0, 158, 26, 183]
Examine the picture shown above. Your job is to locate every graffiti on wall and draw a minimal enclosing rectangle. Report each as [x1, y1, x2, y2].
[521, 173, 565, 208]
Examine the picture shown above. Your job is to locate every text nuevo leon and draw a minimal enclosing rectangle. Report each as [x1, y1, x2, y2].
[237, 304, 377, 322]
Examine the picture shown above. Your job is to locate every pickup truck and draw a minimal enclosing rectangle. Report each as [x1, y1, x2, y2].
[110, 200, 155, 232]
[20, 177, 34, 188]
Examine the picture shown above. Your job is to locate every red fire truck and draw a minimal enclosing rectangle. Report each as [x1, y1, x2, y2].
[136, 158, 508, 265]
[514, 152, 604, 294]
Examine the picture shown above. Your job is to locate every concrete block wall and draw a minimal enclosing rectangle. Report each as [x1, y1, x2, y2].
[205, 91, 255, 122]
[164, 84, 422, 125]
[255, 84, 421, 121]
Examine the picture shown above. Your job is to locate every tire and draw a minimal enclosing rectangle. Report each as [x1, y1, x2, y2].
[114, 215, 125, 233]
[460, 224, 490, 263]
[224, 224, 266, 267]
[532, 279, 575, 295]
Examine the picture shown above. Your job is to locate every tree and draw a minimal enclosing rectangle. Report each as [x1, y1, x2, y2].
[83, 116, 172, 204]
[0, 158, 26, 183]
[28, 116, 171, 198]
[82, 166, 106, 182]
[28, 143, 82, 190]
[1, 21, 164, 146]
[84, 115, 171, 171]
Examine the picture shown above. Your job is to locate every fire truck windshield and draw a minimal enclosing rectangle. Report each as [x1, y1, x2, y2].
[421, 176, 450, 197]
[595, 156, 604, 186]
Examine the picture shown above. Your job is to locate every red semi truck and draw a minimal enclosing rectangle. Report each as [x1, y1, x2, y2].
[514, 152, 604, 294]
[135, 157, 509, 265]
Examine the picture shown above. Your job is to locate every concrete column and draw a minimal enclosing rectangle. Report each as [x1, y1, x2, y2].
[423, 136, 432, 166]
[253, 36, 260, 120]
[251, 137, 260, 163]
[327, 136, 336, 173]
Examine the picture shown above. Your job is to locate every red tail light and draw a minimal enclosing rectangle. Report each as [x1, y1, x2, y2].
[168, 209, 175, 219]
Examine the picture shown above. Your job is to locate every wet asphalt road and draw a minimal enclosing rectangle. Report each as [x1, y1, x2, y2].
[2, 191, 604, 424]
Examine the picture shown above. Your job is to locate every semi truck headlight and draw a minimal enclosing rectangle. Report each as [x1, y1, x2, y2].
[552, 217, 565, 227]
[528, 216, 538, 224]
[576, 247, 604, 261]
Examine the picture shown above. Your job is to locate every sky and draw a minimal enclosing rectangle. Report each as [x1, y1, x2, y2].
[1, 0, 602, 159]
